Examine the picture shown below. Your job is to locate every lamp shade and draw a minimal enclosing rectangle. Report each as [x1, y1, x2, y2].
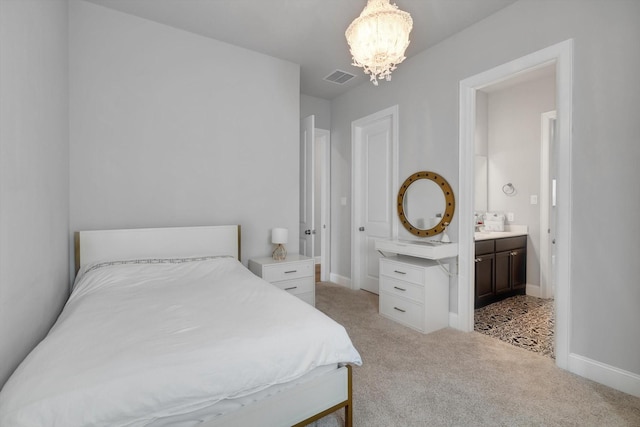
[271, 228, 288, 244]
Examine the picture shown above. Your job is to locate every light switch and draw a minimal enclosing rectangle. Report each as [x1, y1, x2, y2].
[507, 212, 515, 222]
[530, 195, 538, 205]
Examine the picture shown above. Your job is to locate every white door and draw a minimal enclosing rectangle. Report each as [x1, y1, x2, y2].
[300, 115, 315, 257]
[352, 107, 398, 294]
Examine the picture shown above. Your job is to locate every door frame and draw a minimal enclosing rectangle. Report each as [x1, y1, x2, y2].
[540, 110, 557, 299]
[351, 106, 399, 290]
[458, 39, 573, 370]
[316, 128, 331, 281]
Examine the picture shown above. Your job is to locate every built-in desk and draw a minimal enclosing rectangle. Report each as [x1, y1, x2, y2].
[375, 239, 457, 334]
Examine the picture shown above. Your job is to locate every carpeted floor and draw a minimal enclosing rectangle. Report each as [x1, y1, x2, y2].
[474, 295, 555, 358]
[312, 282, 640, 427]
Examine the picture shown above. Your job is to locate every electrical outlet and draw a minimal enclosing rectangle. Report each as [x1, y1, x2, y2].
[507, 212, 515, 222]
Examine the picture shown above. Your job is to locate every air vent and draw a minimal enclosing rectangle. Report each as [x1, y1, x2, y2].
[324, 70, 356, 85]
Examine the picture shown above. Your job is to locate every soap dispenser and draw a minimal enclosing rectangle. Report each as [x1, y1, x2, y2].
[440, 222, 451, 243]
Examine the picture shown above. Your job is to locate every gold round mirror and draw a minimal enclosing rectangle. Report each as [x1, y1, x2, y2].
[397, 171, 455, 237]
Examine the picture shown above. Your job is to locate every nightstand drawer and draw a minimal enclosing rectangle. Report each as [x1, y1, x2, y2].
[262, 260, 314, 282]
[272, 277, 314, 296]
[380, 277, 424, 303]
[248, 255, 316, 307]
[380, 293, 423, 331]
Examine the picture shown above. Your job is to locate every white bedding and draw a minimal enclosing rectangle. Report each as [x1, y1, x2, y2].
[0, 257, 362, 427]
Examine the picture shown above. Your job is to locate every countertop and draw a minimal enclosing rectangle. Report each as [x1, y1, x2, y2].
[474, 225, 528, 241]
[474, 231, 528, 241]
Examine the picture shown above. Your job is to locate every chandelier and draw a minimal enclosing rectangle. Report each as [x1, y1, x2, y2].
[345, 0, 413, 85]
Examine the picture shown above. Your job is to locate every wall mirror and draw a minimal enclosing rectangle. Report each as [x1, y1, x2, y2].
[397, 171, 455, 237]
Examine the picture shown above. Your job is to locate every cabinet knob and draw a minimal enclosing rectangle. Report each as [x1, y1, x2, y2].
[475, 257, 482, 263]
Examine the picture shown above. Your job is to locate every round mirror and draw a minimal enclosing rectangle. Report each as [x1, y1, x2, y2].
[397, 171, 455, 237]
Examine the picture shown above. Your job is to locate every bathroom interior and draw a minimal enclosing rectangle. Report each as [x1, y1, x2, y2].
[472, 63, 557, 358]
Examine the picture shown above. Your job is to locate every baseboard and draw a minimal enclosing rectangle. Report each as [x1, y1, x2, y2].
[526, 284, 541, 298]
[329, 273, 352, 289]
[568, 353, 640, 398]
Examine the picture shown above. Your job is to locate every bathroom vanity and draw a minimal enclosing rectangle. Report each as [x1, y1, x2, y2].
[474, 232, 527, 308]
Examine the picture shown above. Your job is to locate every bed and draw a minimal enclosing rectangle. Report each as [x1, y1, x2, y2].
[0, 225, 361, 426]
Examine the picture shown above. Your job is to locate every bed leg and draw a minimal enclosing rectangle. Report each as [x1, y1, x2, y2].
[344, 365, 353, 427]
[344, 404, 352, 427]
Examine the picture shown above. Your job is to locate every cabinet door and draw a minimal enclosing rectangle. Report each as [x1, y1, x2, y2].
[494, 251, 512, 295]
[510, 248, 527, 290]
[475, 253, 494, 308]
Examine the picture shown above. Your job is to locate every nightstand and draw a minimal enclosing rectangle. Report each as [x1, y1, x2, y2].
[248, 254, 315, 306]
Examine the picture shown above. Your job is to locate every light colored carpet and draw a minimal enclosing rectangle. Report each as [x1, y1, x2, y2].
[312, 282, 640, 427]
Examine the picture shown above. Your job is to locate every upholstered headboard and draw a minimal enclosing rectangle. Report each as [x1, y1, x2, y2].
[74, 225, 241, 273]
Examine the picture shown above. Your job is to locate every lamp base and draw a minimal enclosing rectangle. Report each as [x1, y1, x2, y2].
[272, 244, 287, 261]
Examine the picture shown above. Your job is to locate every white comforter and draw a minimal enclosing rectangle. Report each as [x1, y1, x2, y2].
[0, 257, 362, 426]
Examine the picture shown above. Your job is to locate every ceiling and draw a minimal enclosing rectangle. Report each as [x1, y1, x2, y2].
[84, 0, 517, 100]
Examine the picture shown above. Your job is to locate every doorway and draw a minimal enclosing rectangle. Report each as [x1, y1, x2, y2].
[458, 40, 573, 369]
[300, 116, 331, 280]
[351, 106, 399, 294]
[472, 67, 556, 357]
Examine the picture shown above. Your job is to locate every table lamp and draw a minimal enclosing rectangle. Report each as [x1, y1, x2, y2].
[271, 228, 288, 261]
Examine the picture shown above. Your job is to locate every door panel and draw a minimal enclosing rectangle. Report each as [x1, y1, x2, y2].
[475, 254, 495, 308]
[494, 251, 511, 294]
[356, 116, 393, 294]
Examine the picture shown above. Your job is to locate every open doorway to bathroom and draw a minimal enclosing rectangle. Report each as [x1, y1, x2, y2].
[458, 39, 573, 370]
[472, 65, 556, 358]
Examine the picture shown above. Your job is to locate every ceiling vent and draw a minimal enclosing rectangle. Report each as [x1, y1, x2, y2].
[324, 69, 356, 85]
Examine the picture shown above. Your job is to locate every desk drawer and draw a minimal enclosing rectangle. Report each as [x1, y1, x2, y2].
[380, 259, 424, 285]
[379, 293, 423, 331]
[380, 277, 424, 303]
[262, 260, 313, 282]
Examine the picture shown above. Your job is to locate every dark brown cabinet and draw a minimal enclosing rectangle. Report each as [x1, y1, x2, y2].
[475, 235, 527, 308]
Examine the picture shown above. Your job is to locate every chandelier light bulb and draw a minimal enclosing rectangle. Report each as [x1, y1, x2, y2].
[345, 0, 413, 85]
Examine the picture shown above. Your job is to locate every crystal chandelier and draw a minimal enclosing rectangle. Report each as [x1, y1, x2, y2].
[345, 0, 413, 85]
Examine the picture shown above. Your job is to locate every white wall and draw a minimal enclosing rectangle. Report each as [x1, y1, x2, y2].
[330, 0, 640, 377]
[486, 75, 556, 287]
[301, 94, 331, 130]
[0, 0, 70, 387]
[69, 1, 300, 266]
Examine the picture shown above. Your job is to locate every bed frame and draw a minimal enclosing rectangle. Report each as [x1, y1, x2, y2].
[74, 225, 353, 427]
